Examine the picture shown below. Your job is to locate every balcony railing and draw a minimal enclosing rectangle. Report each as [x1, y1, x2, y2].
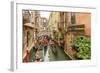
[67, 24, 85, 35]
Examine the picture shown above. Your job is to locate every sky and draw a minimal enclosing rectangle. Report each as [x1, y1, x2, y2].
[40, 11, 51, 19]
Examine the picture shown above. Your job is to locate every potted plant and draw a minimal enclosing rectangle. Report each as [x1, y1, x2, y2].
[73, 36, 91, 60]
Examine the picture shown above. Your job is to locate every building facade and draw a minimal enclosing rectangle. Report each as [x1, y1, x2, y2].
[48, 12, 60, 37]
[23, 10, 41, 62]
[48, 11, 91, 59]
[64, 12, 91, 59]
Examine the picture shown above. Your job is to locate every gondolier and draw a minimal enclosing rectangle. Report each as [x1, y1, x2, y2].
[42, 36, 48, 56]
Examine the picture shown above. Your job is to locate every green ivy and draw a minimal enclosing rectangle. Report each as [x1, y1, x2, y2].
[73, 36, 91, 59]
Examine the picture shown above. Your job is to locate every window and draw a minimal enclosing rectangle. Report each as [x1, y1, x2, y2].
[71, 12, 76, 24]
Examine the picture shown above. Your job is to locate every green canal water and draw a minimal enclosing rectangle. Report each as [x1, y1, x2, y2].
[23, 45, 71, 62]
